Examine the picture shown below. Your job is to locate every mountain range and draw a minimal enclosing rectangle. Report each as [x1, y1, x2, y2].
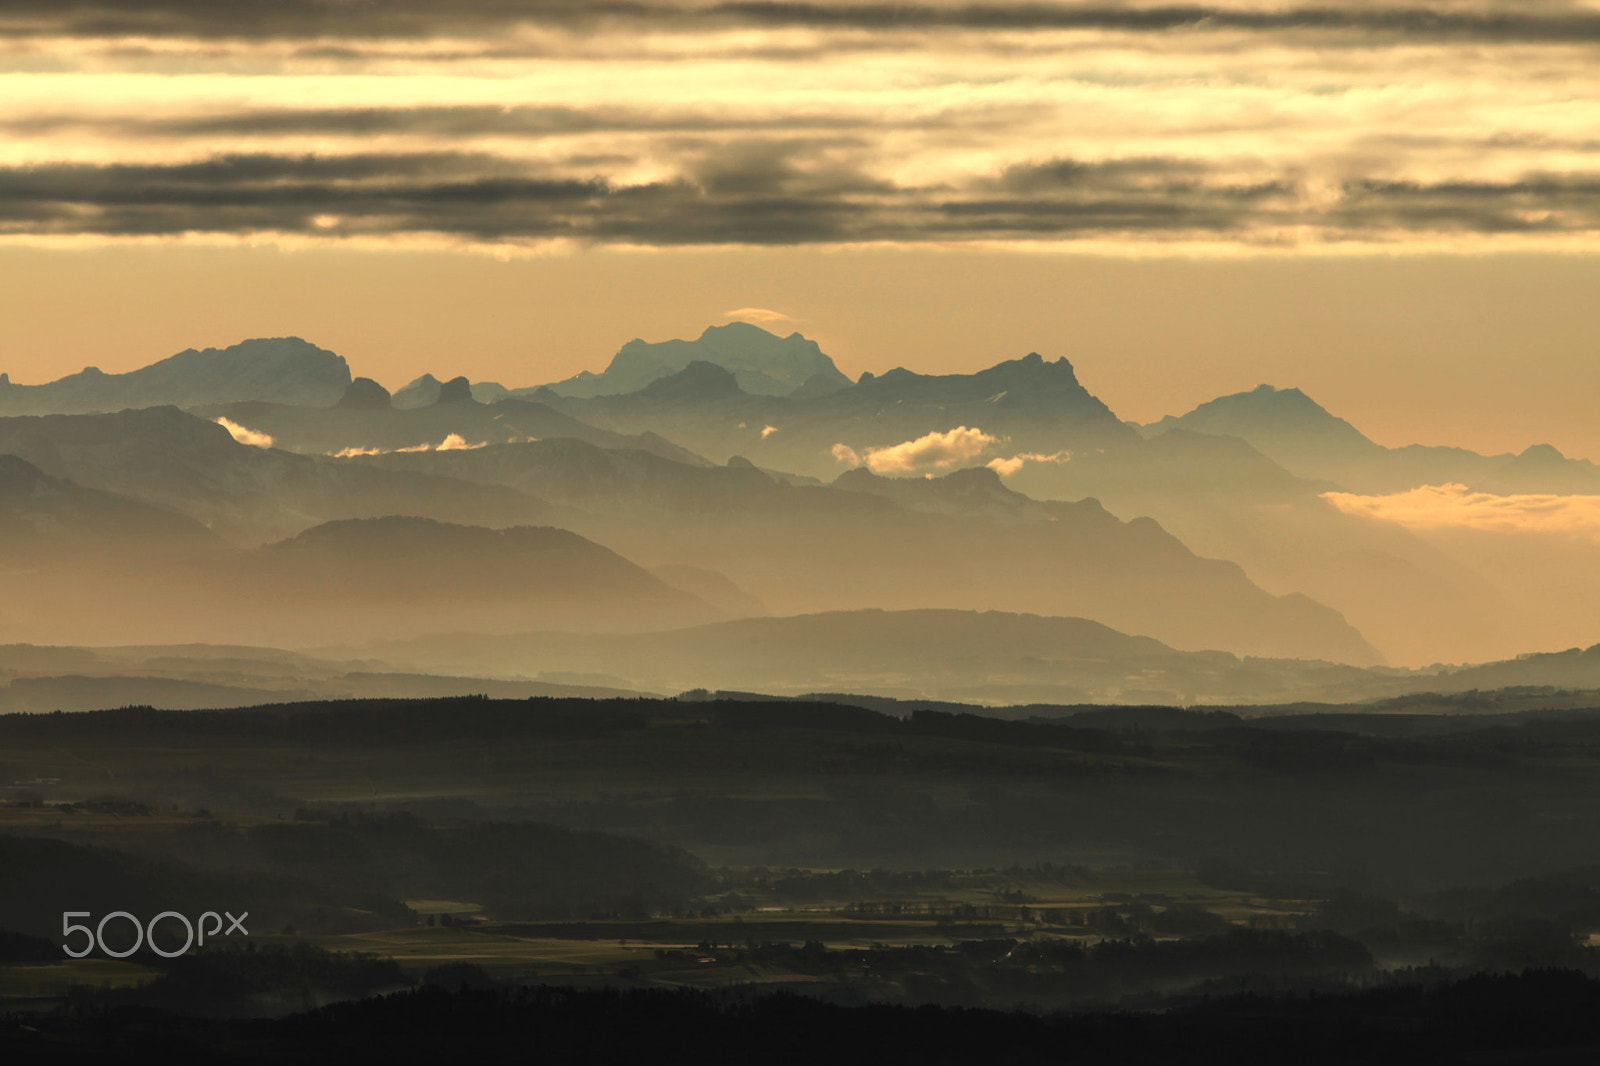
[2, 320, 1597, 676]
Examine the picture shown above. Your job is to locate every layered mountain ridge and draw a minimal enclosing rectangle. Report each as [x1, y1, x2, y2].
[3, 321, 1597, 673]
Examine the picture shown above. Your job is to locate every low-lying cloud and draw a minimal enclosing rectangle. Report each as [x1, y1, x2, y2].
[215, 417, 273, 449]
[987, 451, 1072, 477]
[329, 433, 488, 458]
[1322, 483, 1600, 540]
[834, 426, 999, 475]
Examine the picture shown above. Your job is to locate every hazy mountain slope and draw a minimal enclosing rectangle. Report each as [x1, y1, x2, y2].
[650, 564, 768, 617]
[0, 452, 221, 559]
[1131, 386, 1600, 662]
[1435, 642, 1600, 692]
[232, 517, 716, 644]
[1001, 434, 1517, 667]
[1374, 521, 1600, 662]
[0, 406, 549, 545]
[258, 517, 684, 608]
[0, 454, 236, 645]
[539, 321, 852, 398]
[0, 507, 717, 646]
[0, 337, 351, 414]
[354, 441, 1380, 664]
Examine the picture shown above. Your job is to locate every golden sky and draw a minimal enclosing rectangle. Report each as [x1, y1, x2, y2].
[3, 1, 1600, 456]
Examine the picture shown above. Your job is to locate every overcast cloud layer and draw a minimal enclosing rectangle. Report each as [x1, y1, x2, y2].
[5, 2, 1600, 252]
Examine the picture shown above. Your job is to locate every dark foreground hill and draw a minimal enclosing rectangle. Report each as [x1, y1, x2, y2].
[15, 692, 1600, 882]
[0, 818, 708, 943]
[8, 965, 1600, 1063]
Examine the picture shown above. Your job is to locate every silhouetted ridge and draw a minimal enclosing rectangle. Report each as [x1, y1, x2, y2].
[338, 377, 392, 410]
[435, 376, 476, 405]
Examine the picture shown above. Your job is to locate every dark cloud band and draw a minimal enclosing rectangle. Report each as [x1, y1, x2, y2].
[7, 2, 1600, 45]
[5, 150, 1599, 246]
[0, 106, 913, 141]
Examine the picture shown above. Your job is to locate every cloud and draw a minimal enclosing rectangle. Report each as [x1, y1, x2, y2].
[726, 308, 795, 325]
[861, 426, 998, 474]
[332, 433, 487, 457]
[12, 3, 1600, 45]
[760, 424, 779, 439]
[1322, 484, 1600, 540]
[831, 442, 861, 465]
[987, 451, 1072, 476]
[6, 143, 1600, 249]
[11, 3, 1600, 253]
[214, 417, 273, 448]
